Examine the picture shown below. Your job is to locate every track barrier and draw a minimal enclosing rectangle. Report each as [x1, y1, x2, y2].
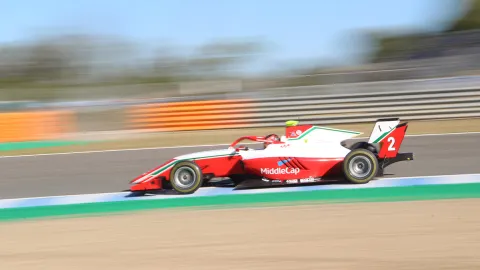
[126, 87, 480, 131]
[0, 110, 75, 143]
[127, 99, 256, 131]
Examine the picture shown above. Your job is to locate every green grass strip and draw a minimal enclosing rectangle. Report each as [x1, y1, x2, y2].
[0, 140, 88, 151]
[1, 183, 480, 222]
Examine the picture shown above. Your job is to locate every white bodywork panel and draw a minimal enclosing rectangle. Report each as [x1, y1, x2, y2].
[288, 128, 361, 144]
[239, 142, 350, 160]
[368, 119, 400, 143]
[173, 125, 363, 161]
[174, 149, 236, 160]
[240, 126, 360, 160]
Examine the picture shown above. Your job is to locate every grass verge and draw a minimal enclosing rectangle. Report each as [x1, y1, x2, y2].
[0, 140, 88, 151]
[1, 183, 480, 222]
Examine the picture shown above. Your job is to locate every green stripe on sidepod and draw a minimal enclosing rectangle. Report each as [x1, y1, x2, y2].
[151, 161, 175, 176]
[1, 183, 479, 222]
[373, 128, 396, 143]
[288, 126, 361, 141]
[150, 153, 240, 176]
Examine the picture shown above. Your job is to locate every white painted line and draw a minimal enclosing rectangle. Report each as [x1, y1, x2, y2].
[373, 172, 480, 180]
[0, 144, 235, 159]
[1, 131, 479, 159]
[1, 173, 479, 202]
[0, 191, 128, 202]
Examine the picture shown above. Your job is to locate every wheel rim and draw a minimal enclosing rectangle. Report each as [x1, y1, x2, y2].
[348, 156, 372, 178]
[173, 167, 197, 189]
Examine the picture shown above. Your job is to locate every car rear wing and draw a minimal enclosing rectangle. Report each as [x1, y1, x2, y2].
[368, 118, 409, 159]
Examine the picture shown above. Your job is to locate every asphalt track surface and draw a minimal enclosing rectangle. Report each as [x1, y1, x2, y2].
[0, 133, 479, 200]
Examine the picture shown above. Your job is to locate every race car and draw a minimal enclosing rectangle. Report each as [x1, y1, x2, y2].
[129, 118, 413, 194]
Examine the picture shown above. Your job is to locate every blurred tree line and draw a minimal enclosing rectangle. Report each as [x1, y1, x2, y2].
[273, 0, 480, 88]
[1, 0, 479, 101]
[0, 36, 263, 86]
[0, 34, 265, 100]
[370, 0, 480, 63]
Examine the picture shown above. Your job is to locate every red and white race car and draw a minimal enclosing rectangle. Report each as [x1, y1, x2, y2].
[130, 118, 413, 194]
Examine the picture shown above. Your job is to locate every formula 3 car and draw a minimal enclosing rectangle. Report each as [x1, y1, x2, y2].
[130, 118, 413, 194]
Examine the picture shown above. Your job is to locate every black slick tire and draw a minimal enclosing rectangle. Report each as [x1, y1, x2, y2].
[342, 148, 379, 184]
[169, 160, 203, 194]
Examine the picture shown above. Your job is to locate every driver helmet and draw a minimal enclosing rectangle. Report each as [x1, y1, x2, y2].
[264, 134, 280, 148]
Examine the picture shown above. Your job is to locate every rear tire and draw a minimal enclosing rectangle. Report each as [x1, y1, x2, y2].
[342, 148, 378, 184]
[169, 161, 203, 194]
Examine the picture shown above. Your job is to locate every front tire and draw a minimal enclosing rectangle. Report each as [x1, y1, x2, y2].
[169, 161, 203, 194]
[342, 148, 379, 184]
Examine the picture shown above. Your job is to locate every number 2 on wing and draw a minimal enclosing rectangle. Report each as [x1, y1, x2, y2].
[387, 137, 396, 151]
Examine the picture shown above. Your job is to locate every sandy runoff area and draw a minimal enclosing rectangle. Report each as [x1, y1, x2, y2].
[1, 199, 479, 270]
